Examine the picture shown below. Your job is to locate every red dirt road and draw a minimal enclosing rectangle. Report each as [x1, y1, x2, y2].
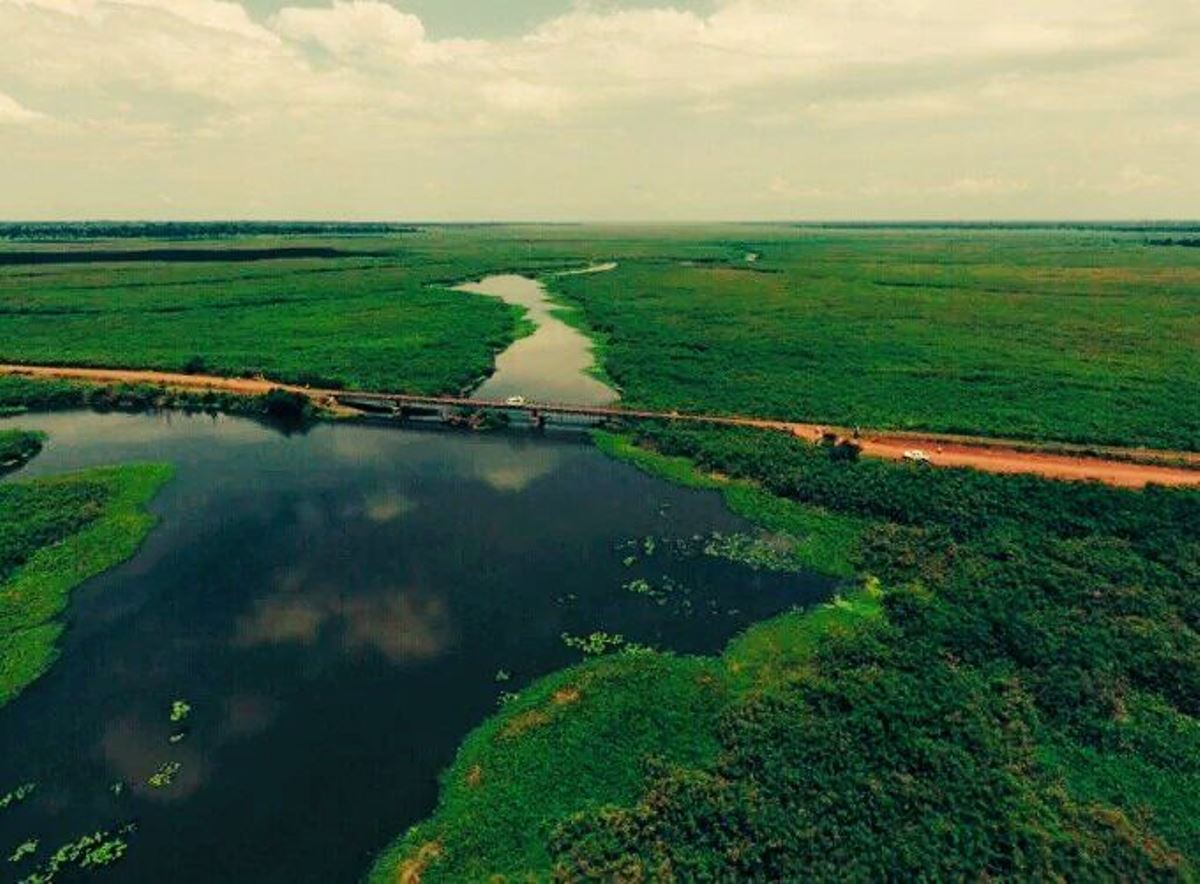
[2, 363, 1197, 489]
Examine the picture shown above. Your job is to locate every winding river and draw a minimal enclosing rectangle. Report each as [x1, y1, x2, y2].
[457, 271, 618, 405]
[0, 410, 836, 882]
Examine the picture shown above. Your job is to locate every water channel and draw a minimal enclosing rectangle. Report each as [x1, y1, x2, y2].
[457, 272, 618, 406]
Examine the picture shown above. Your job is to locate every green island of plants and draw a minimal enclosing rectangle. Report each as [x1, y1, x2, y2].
[0, 462, 173, 707]
[0, 430, 45, 472]
[371, 423, 1200, 881]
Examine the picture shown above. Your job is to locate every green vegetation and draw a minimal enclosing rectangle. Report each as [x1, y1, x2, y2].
[0, 782, 36, 812]
[4, 226, 1196, 449]
[5, 224, 1198, 879]
[368, 651, 733, 882]
[0, 430, 44, 471]
[17, 823, 136, 881]
[373, 424, 1200, 880]
[0, 463, 172, 707]
[147, 761, 182, 789]
[8, 837, 37, 863]
[0, 377, 90, 415]
[0, 247, 528, 395]
[0, 375, 320, 424]
[551, 228, 1200, 449]
[594, 430, 866, 578]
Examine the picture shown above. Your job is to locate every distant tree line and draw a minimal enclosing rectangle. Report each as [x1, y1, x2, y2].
[1147, 237, 1200, 247]
[0, 222, 420, 241]
[793, 222, 1200, 233]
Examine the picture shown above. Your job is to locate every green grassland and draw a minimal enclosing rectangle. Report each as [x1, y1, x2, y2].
[373, 426, 1200, 880]
[3, 225, 1196, 448]
[549, 228, 1200, 450]
[0, 254, 525, 394]
[0, 463, 172, 707]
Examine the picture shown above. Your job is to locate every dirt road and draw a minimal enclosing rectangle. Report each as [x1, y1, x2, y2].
[2, 363, 1197, 489]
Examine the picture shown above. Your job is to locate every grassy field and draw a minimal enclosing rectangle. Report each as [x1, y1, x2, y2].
[0, 463, 172, 707]
[550, 228, 1200, 450]
[3, 225, 1196, 447]
[0, 244, 531, 395]
[372, 425, 1200, 880]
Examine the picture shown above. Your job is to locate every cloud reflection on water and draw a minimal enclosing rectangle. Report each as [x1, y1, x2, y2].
[234, 572, 454, 665]
[100, 714, 209, 803]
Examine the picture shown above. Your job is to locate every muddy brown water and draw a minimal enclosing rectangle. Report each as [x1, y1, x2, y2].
[457, 273, 618, 406]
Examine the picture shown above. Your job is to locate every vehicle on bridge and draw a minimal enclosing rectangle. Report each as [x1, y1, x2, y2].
[505, 395, 528, 406]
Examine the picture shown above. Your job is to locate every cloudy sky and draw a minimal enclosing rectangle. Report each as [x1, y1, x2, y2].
[1, 0, 1197, 220]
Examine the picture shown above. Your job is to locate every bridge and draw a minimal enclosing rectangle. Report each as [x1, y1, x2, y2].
[332, 391, 750, 428]
[1, 363, 1197, 488]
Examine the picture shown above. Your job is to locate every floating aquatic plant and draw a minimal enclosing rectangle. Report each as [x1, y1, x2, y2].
[702, 530, 805, 572]
[561, 631, 627, 656]
[18, 823, 135, 882]
[147, 762, 181, 789]
[623, 578, 653, 596]
[0, 782, 35, 812]
[169, 699, 191, 723]
[8, 839, 37, 863]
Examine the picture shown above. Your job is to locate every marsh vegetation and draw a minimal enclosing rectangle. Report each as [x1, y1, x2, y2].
[0, 462, 171, 707]
[377, 423, 1199, 880]
[0, 224, 1197, 882]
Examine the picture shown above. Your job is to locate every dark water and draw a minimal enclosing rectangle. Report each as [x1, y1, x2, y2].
[0, 411, 836, 883]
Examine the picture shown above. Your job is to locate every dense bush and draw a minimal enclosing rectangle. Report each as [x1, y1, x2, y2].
[538, 426, 1200, 879]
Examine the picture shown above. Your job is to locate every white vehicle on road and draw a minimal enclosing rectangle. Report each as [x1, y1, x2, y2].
[903, 449, 931, 464]
[504, 396, 528, 406]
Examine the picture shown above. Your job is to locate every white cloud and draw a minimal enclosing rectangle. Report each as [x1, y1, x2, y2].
[937, 177, 1031, 197]
[3, 0, 1190, 125]
[272, 1, 427, 60]
[0, 90, 43, 124]
[0, 0, 1195, 217]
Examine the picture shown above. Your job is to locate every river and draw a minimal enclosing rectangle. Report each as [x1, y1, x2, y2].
[457, 272, 618, 405]
[0, 410, 836, 882]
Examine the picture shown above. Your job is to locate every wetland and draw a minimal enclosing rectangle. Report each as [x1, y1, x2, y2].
[0, 409, 835, 882]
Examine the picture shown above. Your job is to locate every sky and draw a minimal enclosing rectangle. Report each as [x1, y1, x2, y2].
[0, 0, 1197, 221]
